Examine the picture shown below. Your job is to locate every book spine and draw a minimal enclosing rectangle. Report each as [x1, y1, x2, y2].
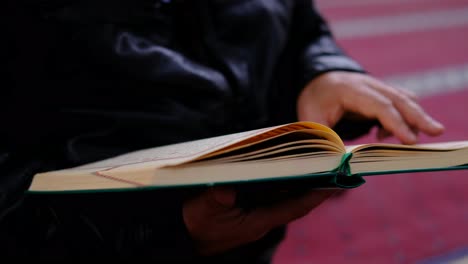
[332, 152, 366, 188]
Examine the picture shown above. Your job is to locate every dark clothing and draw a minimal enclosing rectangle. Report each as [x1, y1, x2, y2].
[1, 0, 364, 261]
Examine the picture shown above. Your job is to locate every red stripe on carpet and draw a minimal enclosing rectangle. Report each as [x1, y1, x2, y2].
[318, 0, 468, 22]
[273, 89, 468, 264]
[337, 25, 468, 77]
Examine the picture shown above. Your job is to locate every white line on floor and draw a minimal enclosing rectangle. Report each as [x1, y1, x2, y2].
[329, 7, 468, 39]
[384, 64, 468, 97]
[316, 0, 451, 9]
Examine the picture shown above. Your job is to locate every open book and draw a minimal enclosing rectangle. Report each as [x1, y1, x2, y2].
[29, 121, 468, 193]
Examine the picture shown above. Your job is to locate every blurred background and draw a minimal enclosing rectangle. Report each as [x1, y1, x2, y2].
[273, 0, 468, 263]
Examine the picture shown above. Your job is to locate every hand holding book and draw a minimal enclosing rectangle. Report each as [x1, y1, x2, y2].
[184, 186, 337, 255]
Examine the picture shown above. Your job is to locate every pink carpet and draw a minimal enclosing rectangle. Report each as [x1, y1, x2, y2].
[273, 1, 468, 263]
[273, 90, 468, 264]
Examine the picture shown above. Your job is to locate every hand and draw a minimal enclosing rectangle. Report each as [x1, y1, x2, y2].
[296, 71, 445, 144]
[183, 186, 336, 255]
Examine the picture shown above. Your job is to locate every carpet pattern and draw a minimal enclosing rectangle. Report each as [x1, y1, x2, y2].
[273, 1, 468, 263]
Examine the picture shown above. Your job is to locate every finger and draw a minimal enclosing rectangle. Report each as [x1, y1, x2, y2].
[188, 187, 239, 217]
[398, 87, 418, 100]
[248, 189, 337, 230]
[377, 127, 392, 141]
[376, 105, 419, 144]
[210, 186, 237, 208]
[382, 81, 419, 101]
[365, 79, 445, 138]
[377, 86, 445, 137]
[392, 96, 445, 136]
[377, 125, 419, 141]
[343, 87, 418, 144]
[365, 77, 417, 99]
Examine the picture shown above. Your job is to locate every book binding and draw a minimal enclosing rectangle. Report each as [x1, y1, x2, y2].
[332, 152, 366, 188]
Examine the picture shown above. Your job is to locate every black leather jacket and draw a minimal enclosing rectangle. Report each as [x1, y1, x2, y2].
[1, 0, 364, 261]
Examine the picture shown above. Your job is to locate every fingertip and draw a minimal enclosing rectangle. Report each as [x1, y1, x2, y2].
[377, 128, 392, 141]
[432, 120, 445, 134]
[211, 186, 237, 208]
[400, 129, 418, 145]
[421, 117, 445, 136]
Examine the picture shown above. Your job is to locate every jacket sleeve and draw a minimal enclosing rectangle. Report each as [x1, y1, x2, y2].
[289, 0, 380, 139]
[293, 0, 366, 87]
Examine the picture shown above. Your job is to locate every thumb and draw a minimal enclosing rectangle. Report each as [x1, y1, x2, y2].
[209, 186, 237, 208]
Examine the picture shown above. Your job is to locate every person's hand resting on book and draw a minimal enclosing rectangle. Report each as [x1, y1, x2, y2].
[296, 71, 445, 144]
[183, 186, 336, 256]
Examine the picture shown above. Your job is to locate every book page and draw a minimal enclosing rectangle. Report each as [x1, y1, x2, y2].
[60, 121, 340, 171]
[29, 121, 343, 192]
[346, 140, 468, 153]
[198, 140, 340, 164]
[201, 122, 343, 159]
[72, 126, 276, 171]
[348, 140, 468, 174]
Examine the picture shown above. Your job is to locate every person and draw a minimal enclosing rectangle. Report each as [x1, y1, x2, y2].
[1, 0, 444, 262]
